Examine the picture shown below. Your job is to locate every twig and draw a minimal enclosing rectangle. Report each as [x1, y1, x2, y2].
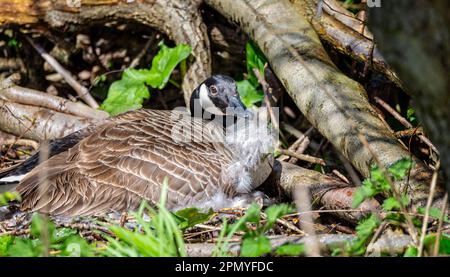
[433, 193, 448, 256]
[277, 148, 325, 165]
[337, 153, 362, 187]
[252, 67, 280, 132]
[418, 162, 440, 257]
[365, 221, 388, 256]
[374, 96, 438, 153]
[129, 34, 157, 69]
[2, 139, 39, 150]
[25, 36, 99, 109]
[332, 169, 350, 184]
[260, 212, 305, 235]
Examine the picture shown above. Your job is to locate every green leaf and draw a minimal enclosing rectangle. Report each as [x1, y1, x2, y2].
[0, 191, 21, 206]
[100, 43, 191, 116]
[240, 236, 272, 257]
[407, 108, 417, 124]
[352, 181, 376, 208]
[51, 228, 78, 244]
[174, 207, 214, 229]
[382, 197, 400, 211]
[100, 79, 150, 115]
[388, 158, 413, 181]
[146, 42, 192, 89]
[59, 235, 94, 257]
[245, 203, 262, 223]
[0, 235, 14, 256]
[30, 213, 55, 239]
[417, 207, 449, 223]
[423, 234, 450, 255]
[356, 213, 380, 240]
[7, 238, 40, 257]
[264, 204, 296, 229]
[246, 41, 267, 87]
[236, 80, 264, 107]
[275, 243, 305, 256]
[403, 246, 418, 257]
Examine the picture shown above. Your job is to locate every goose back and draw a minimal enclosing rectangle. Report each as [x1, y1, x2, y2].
[17, 109, 236, 215]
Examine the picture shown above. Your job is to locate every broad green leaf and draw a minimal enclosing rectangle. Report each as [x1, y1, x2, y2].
[146, 42, 192, 89]
[100, 79, 150, 116]
[275, 243, 305, 256]
[100, 43, 191, 116]
[246, 41, 267, 87]
[236, 80, 264, 107]
[174, 207, 214, 229]
[240, 236, 272, 257]
[403, 246, 418, 257]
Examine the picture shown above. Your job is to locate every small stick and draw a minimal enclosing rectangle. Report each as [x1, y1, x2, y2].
[25, 36, 99, 109]
[129, 34, 157, 69]
[395, 127, 424, 138]
[2, 139, 39, 150]
[252, 67, 280, 132]
[277, 148, 325, 165]
[374, 97, 438, 153]
[260, 212, 305, 235]
[418, 162, 440, 257]
[337, 153, 362, 186]
[332, 169, 350, 184]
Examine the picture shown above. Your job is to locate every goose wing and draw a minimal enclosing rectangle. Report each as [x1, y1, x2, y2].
[17, 109, 234, 216]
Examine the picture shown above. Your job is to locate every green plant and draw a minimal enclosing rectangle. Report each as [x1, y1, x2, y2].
[213, 203, 301, 257]
[100, 42, 191, 115]
[103, 179, 187, 257]
[0, 191, 21, 206]
[0, 213, 94, 257]
[236, 41, 266, 107]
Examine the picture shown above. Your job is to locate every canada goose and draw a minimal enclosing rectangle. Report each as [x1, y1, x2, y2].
[0, 75, 275, 216]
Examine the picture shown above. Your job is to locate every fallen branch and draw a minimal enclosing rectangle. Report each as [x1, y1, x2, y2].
[270, 161, 380, 224]
[0, 100, 96, 140]
[1, 84, 108, 120]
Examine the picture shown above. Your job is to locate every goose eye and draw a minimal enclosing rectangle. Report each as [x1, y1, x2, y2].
[209, 85, 218, 96]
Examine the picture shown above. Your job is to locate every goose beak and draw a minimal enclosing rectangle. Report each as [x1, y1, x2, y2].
[228, 96, 253, 119]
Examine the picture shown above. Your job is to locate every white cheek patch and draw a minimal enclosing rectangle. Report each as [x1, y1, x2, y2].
[199, 84, 224, 115]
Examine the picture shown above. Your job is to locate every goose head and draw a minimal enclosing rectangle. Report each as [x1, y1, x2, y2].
[190, 75, 252, 121]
